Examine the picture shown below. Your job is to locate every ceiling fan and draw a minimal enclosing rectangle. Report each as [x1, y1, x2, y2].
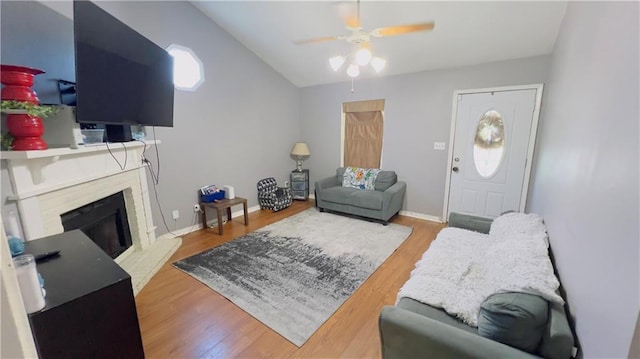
[293, 0, 435, 77]
[293, 0, 435, 46]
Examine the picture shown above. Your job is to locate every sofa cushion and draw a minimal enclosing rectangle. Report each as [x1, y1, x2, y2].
[320, 186, 383, 210]
[478, 292, 549, 353]
[398, 298, 477, 335]
[448, 212, 492, 234]
[374, 170, 397, 191]
[336, 167, 346, 185]
[349, 187, 384, 209]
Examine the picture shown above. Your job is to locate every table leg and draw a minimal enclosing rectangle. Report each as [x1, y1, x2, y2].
[216, 208, 224, 235]
[201, 206, 207, 230]
[243, 201, 249, 226]
[226, 207, 232, 223]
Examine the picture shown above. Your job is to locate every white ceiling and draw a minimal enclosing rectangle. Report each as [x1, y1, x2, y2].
[191, 1, 567, 88]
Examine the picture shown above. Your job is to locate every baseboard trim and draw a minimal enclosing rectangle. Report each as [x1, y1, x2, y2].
[399, 210, 443, 224]
[248, 205, 260, 214]
[156, 204, 262, 240]
[156, 224, 198, 241]
[206, 205, 261, 227]
[156, 205, 441, 238]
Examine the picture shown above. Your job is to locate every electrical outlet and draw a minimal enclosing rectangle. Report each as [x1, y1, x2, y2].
[434, 142, 446, 150]
[172, 210, 179, 220]
[194, 204, 201, 212]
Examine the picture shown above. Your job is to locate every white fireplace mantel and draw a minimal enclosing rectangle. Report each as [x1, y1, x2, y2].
[1, 141, 159, 249]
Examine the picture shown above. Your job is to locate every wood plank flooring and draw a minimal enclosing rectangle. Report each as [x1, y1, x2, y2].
[135, 200, 445, 358]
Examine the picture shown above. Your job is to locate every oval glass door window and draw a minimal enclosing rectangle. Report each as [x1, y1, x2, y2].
[473, 110, 505, 178]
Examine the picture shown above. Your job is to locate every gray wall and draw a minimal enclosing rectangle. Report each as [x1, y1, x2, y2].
[95, 1, 300, 235]
[527, 2, 639, 357]
[0, 1, 301, 236]
[0, 1, 75, 104]
[300, 56, 550, 218]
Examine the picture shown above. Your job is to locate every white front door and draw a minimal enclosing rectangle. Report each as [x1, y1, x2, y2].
[446, 86, 542, 220]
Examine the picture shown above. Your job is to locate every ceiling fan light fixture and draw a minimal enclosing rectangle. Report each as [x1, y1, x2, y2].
[371, 57, 387, 73]
[329, 56, 346, 72]
[355, 47, 372, 66]
[346, 63, 360, 78]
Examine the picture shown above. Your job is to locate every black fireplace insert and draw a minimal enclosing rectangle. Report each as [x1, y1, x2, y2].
[61, 191, 132, 259]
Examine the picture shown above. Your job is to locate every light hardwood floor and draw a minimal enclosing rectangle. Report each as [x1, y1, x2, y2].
[135, 200, 445, 358]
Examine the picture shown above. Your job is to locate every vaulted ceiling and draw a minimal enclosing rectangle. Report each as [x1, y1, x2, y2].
[192, 1, 567, 88]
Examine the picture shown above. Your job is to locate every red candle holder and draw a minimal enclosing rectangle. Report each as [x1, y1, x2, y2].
[1, 64, 48, 150]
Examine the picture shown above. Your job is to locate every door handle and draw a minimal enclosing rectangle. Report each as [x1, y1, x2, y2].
[452, 167, 459, 173]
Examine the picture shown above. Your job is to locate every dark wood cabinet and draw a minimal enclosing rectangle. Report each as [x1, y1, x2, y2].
[290, 169, 309, 200]
[24, 230, 144, 359]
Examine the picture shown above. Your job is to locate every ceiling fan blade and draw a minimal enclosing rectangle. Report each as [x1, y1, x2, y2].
[345, 15, 360, 29]
[370, 22, 435, 37]
[333, 1, 360, 29]
[293, 36, 341, 45]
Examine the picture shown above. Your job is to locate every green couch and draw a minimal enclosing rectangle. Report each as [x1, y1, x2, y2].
[379, 213, 575, 359]
[314, 167, 406, 224]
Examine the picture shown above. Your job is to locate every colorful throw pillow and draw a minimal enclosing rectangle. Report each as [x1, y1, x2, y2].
[342, 167, 381, 190]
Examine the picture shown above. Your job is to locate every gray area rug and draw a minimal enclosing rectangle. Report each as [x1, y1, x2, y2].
[173, 208, 412, 346]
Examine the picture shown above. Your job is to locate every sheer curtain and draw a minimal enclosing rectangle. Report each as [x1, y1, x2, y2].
[342, 99, 385, 168]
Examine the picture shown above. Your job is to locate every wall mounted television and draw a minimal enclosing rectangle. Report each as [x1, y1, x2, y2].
[73, 0, 174, 141]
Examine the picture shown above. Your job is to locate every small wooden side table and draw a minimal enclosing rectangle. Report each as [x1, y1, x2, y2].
[200, 197, 249, 235]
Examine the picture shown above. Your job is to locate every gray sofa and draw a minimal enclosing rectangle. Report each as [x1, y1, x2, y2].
[379, 213, 575, 359]
[314, 167, 406, 224]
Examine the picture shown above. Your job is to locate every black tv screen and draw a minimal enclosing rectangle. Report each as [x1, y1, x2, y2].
[73, 0, 174, 128]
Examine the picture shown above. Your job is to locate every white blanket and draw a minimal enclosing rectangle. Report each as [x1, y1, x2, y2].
[397, 213, 564, 327]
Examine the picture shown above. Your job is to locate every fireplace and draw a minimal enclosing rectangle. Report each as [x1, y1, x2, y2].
[61, 191, 133, 259]
[1, 141, 182, 295]
[1, 142, 157, 257]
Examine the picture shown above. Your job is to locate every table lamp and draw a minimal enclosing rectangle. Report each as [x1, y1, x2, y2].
[290, 142, 310, 172]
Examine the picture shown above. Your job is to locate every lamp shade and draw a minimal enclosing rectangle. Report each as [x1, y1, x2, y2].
[371, 57, 386, 73]
[355, 48, 372, 66]
[329, 56, 345, 72]
[291, 142, 310, 157]
[346, 64, 360, 78]
[291, 142, 310, 172]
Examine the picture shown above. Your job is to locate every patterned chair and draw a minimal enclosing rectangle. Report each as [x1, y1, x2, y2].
[257, 177, 292, 212]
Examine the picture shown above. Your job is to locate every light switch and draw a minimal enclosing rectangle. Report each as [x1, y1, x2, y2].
[434, 142, 446, 150]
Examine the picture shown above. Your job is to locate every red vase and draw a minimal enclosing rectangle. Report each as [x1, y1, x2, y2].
[6, 114, 47, 150]
[0, 65, 44, 104]
[1, 64, 48, 150]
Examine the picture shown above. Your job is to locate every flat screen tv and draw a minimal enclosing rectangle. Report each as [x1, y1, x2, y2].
[73, 0, 174, 139]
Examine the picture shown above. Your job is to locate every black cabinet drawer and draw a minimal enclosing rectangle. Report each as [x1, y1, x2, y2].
[291, 190, 307, 199]
[292, 181, 306, 190]
[291, 172, 307, 181]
